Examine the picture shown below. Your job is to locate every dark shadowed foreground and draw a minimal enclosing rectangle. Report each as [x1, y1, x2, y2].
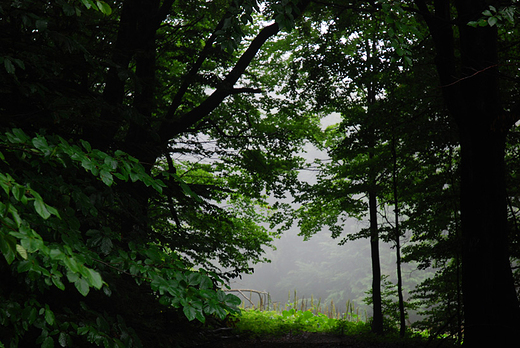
[192, 332, 455, 348]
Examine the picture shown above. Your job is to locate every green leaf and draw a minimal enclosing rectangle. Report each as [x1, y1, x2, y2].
[66, 270, 80, 283]
[225, 293, 241, 307]
[34, 198, 51, 219]
[62, 4, 76, 16]
[488, 16, 498, 27]
[187, 272, 201, 286]
[80, 139, 91, 152]
[45, 204, 61, 219]
[27, 307, 38, 324]
[52, 275, 65, 290]
[64, 257, 80, 273]
[129, 170, 139, 182]
[183, 303, 205, 323]
[12, 128, 30, 143]
[44, 307, 55, 326]
[151, 275, 179, 296]
[213, 306, 227, 319]
[77, 325, 90, 335]
[96, 1, 112, 15]
[75, 277, 90, 296]
[8, 205, 22, 228]
[195, 310, 206, 323]
[81, 0, 94, 9]
[11, 184, 23, 202]
[183, 305, 197, 321]
[100, 237, 113, 255]
[172, 173, 201, 202]
[21, 237, 45, 253]
[502, 7, 515, 24]
[41, 336, 54, 348]
[16, 244, 28, 259]
[86, 268, 103, 289]
[0, 235, 17, 264]
[58, 332, 69, 347]
[96, 316, 110, 331]
[99, 169, 113, 186]
[17, 260, 33, 273]
[49, 249, 65, 261]
[4, 58, 15, 74]
[81, 158, 98, 174]
[113, 172, 127, 181]
[32, 136, 52, 155]
[104, 156, 118, 170]
[199, 274, 213, 289]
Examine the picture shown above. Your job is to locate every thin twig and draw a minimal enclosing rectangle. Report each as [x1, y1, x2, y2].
[439, 64, 498, 88]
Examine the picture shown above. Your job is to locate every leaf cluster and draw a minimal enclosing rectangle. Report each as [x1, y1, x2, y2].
[0, 0, 313, 346]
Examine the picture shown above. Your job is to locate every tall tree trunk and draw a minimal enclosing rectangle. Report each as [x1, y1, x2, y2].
[415, 0, 520, 344]
[447, 146, 464, 343]
[369, 186, 383, 334]
[456, 2, 520, 345]
[366, 39, 383, 334]
[459, 122, 520, 346]
[391, 137, 406, 337]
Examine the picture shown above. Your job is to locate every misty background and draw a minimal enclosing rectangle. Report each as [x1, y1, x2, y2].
[227, 129, 434, 322]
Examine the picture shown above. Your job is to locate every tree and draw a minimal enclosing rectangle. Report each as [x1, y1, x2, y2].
[0, 0, 313, 346]
[277, 3, 433, 336]
[288, 1, 520, 344]
[412, 1, 520, 345]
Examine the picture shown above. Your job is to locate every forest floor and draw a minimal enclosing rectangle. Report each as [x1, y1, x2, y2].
[193, 332, 452, 348]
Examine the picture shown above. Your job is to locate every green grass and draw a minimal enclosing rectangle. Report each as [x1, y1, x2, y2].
[231, 308, 371, 338]
[226, 290, 461, 347]
[228, 289, 368, 321]
[230, 309, 461, 347]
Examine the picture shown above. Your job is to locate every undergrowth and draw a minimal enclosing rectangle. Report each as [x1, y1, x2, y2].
[231, 308, 371, 338]
[229, 309, 461, 348]
[226, 290, 461, 347]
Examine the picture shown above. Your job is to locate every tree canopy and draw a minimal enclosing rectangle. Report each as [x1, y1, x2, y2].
[2, 0, 520, 347]
[0, 0, 315, 346]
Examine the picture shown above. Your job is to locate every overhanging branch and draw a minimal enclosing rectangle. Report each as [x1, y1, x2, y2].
[158, 21, 280, 142]
[158, 0, 312, 143]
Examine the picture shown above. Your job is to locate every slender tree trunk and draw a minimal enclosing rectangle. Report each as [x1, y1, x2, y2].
[391, 137, 406, 337]
[366, 40, 383, 334]
[447, 146, 464, 343]
[369, 186, 383, 334]
[395, 226, 405, 337]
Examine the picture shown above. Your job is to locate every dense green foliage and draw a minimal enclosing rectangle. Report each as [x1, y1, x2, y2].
[244, 0, 520, 344]
[256, 0, 464, 339]
[0, 0, 314, 347]
[2, 0, 520, 347]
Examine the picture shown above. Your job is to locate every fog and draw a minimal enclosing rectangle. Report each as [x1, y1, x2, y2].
[227, 133, 431, 322]
[229, 218, 430, 322]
